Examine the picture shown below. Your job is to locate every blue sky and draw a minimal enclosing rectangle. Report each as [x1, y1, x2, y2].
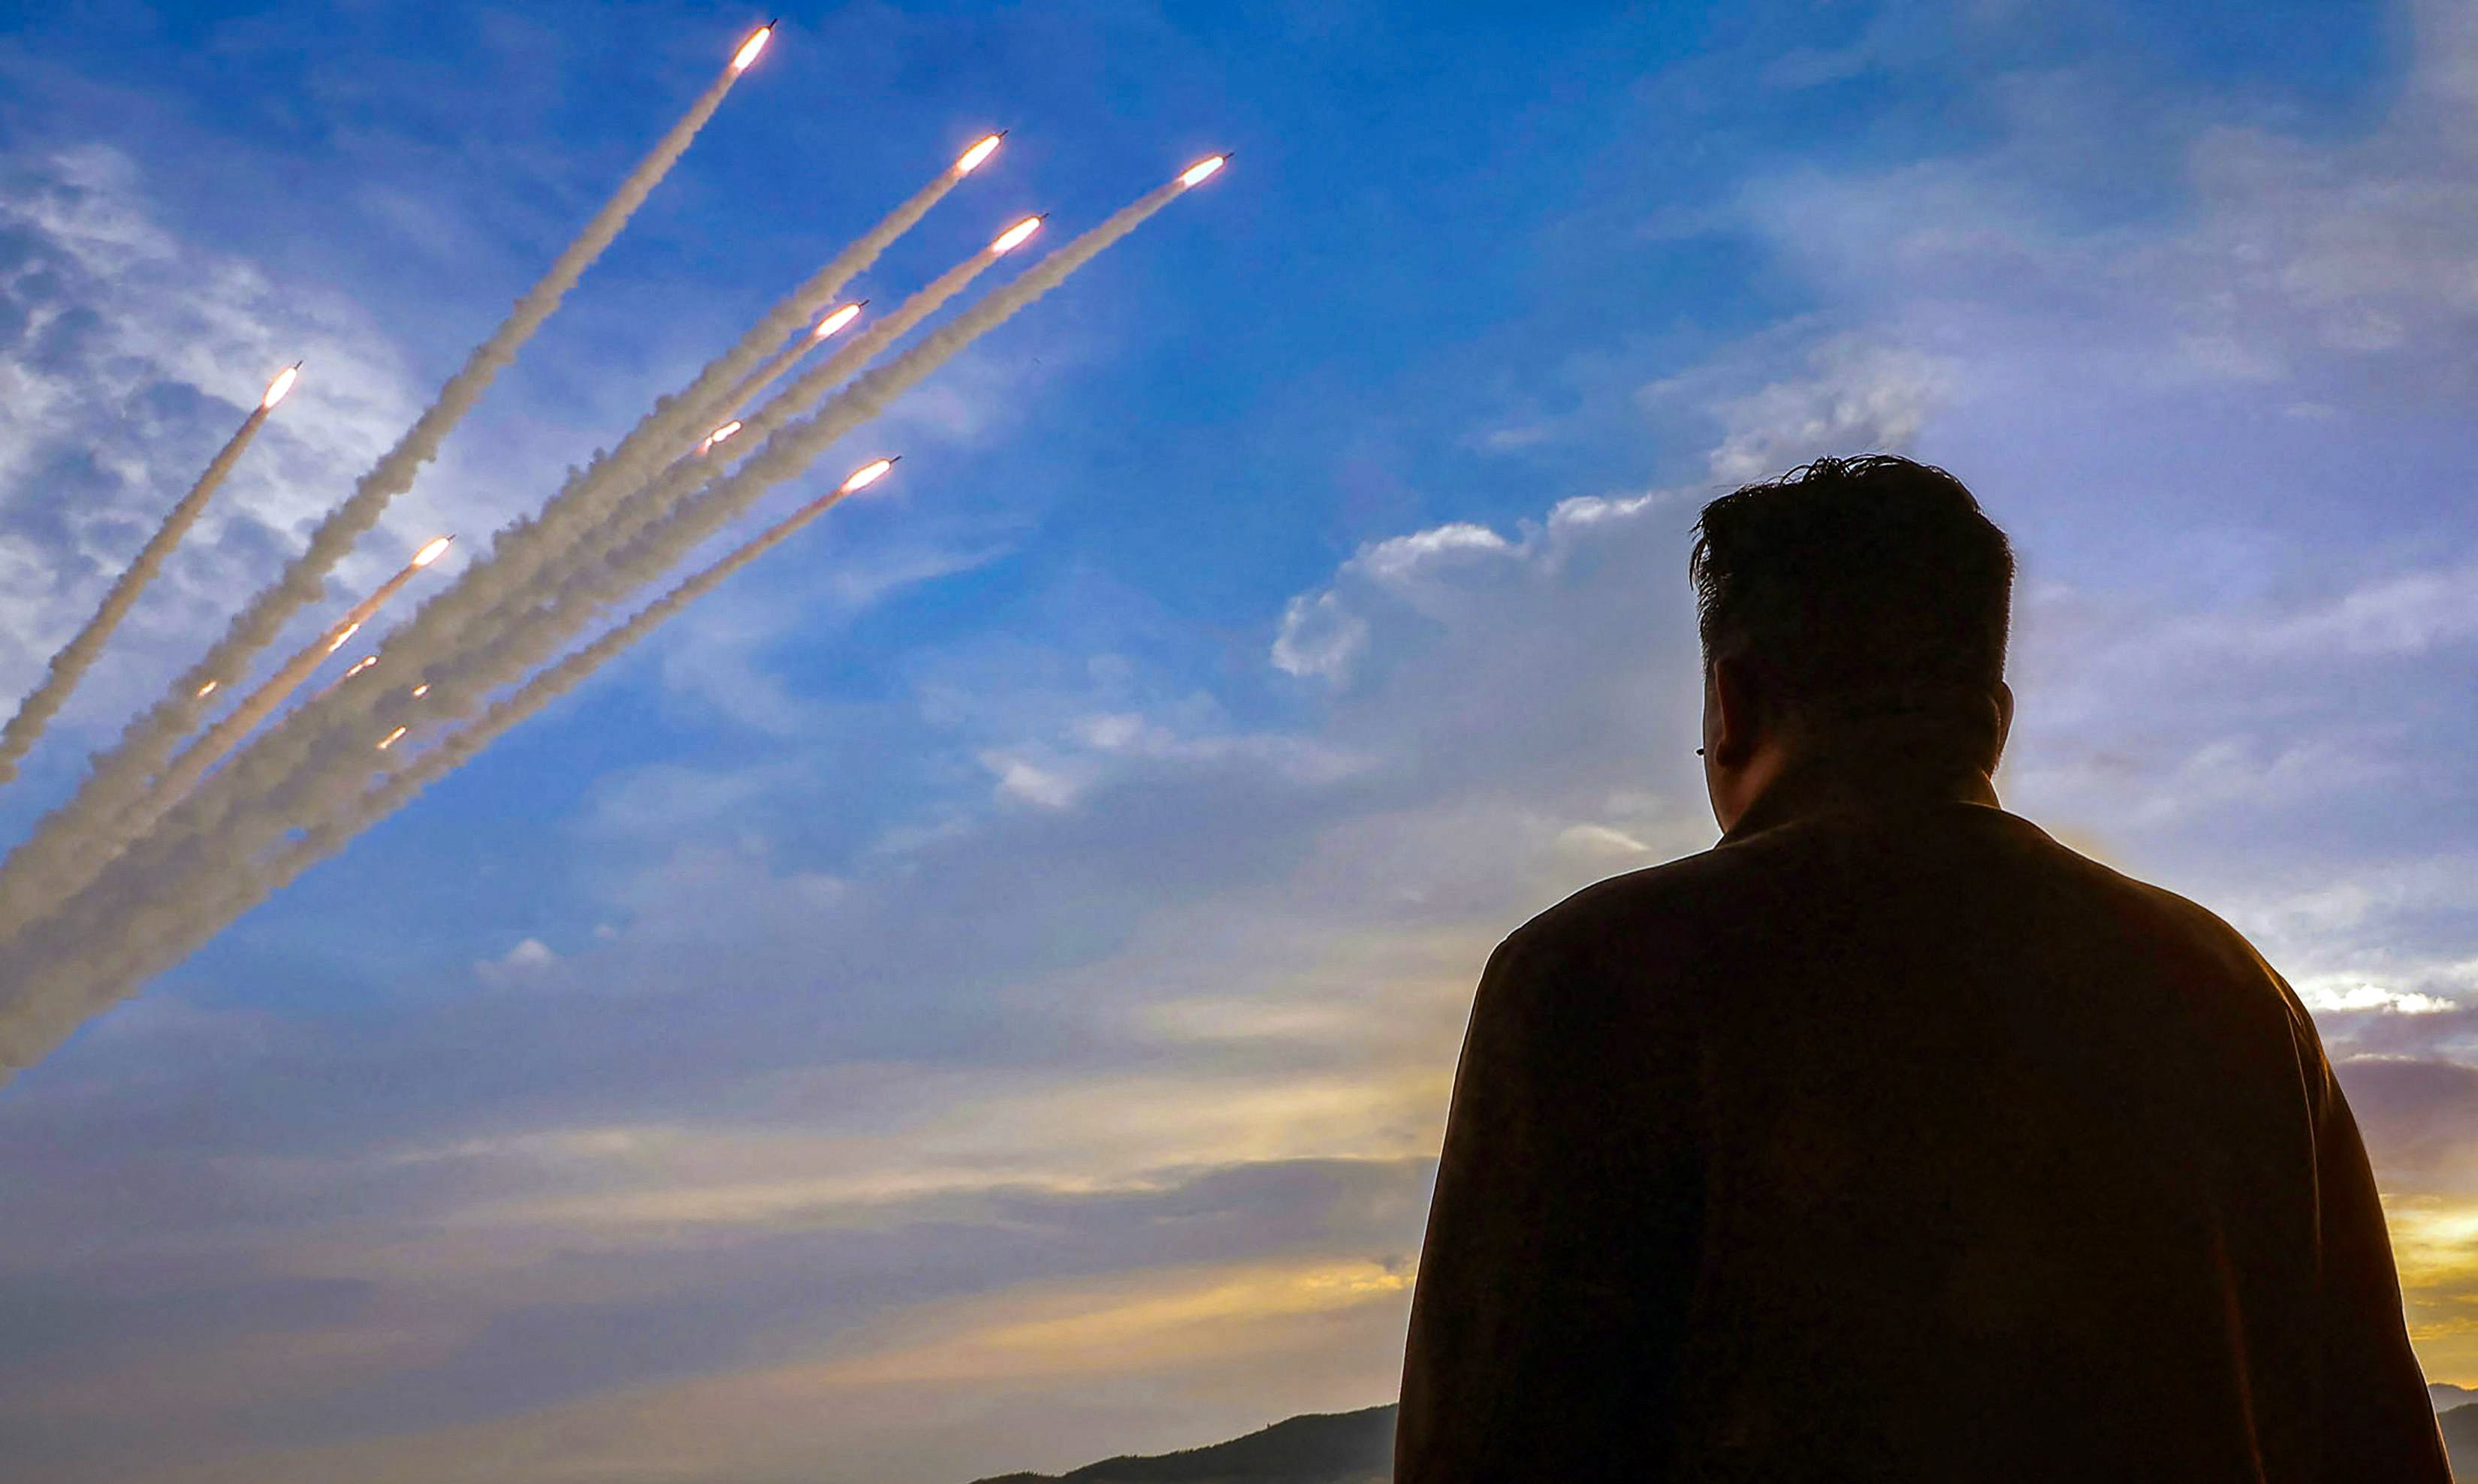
[2, 0, 2476, 1478]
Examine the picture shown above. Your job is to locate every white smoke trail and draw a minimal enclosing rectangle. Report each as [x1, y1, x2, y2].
[0, 166, 1213, 1076]
[355, 475, 874, 840]
[91, 237, 1011, 880]
[0, 475, 868, 1071]
[219, 150, 994, 777]
[0, 383, 284, 789]
[445, 242, 1010, 677]
[670, 146, 991, 434]
[116, 539, 449, 836]
[0, 37, 759, 944]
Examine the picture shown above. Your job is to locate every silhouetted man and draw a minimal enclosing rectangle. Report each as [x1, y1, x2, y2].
[1395, 457, 2451, 1482]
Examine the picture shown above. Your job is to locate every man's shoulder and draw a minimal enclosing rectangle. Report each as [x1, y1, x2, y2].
[1497, 842, 1751, 973]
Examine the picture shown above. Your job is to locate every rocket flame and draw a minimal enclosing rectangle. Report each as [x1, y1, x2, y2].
[989, 216, 1043, 255]
[325, 621, 363, 655]
[343, 656, 379, 679]
[1179, 155, 1227, 188]
[702, 419, 744, 453]
[409, 684, 430, 698]
[839, 457, 898, 494]
[376, 725, 409, 751]
[955, 134, 1004, 175]
[194, 680, 219, 699]
[732, 26, 772, 72]
[411, 535, 454, 568]
[261, 364, 302, 410]
[813, 302, 863, 339]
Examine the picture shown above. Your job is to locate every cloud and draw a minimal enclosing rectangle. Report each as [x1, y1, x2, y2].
[1269, 590, 1368, 682]
[0, 143, 506, 753]
[475, 937, 556, 984]
[2300, 981, 2461, 1018]
[1698, 337, 1955, 483]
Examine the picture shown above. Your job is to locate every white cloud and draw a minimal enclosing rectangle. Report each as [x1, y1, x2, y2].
[2298, 981, 2461, 1017]
[1270, 591, 1369, 683]
[1701, 337, 1955, 482]
[474, 937, 556, 985]
[979, 750, 1080, 810]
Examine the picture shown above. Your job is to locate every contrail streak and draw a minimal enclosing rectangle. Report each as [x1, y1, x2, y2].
[0, 368, 297, 789]
[446, 231, 1020, 679]
[117, 538, 452, 834]
[249, 146, 998, 774]
[0, 35, 761, 945]
[671, 134, 1001, 436]
[354, 467, 891, 846]
[0, 160, 1221, 1078]
[0, 468, 887, 1075]
[176, 230, 1014, 839]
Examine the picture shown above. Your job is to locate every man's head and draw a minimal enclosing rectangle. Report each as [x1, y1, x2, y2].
[1691, 454, 2016, 831]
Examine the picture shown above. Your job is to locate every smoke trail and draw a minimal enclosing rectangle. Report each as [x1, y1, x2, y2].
[360, 476, 871, 838]
[116, 538, 450, 835]
[254, 181, 1188, 851]
[0, 475, 869, 1074]
[671, 150, 988, 434]
[446, 242, 1010, 674]
[216, 149, 995, 772]
[0, 380, 287, 789]
[0, 38, 759, 943]
[427, 144, 1001, 621]
[0, 166, 1211, 1076]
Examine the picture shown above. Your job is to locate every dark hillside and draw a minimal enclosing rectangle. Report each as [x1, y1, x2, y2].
[964, 1406, 1394, 1484]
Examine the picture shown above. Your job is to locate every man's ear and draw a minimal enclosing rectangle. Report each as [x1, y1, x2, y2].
[1710, 655, 1763, 768]
[1990, 679, 2016, 767]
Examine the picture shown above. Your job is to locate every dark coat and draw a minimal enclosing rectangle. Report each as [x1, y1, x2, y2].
[1396, 768, 2451, 1482]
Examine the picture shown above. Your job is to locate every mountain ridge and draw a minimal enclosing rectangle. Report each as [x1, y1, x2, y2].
[965, 1407, 1393, 1484]
[971, 1394, 2478, 1482]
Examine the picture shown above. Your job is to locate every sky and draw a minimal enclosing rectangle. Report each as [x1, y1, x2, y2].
[0, 0, 2474, 1478]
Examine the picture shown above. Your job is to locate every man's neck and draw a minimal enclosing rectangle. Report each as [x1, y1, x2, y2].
[1721, 750, 1999, 844]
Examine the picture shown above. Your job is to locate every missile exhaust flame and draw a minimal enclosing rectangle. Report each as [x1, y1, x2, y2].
[813, 301, 865, 339]
[376, 726, 409, 751]
[841, 457, 897, 493]
[261, 363, 302, 409]
[990, 216, 1043, 254]
[732, 24, 773, 72]
[955, 133, 1004, 175]
[1179, 154, 1228, 187]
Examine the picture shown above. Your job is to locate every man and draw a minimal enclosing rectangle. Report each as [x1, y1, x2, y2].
[1394, 457, 2451, 1482]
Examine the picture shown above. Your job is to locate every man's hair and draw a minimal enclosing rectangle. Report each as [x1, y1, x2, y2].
[1690, 454, 2015, 767]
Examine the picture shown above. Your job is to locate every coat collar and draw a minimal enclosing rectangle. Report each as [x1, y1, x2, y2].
[1718, 755, 2002, 846]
